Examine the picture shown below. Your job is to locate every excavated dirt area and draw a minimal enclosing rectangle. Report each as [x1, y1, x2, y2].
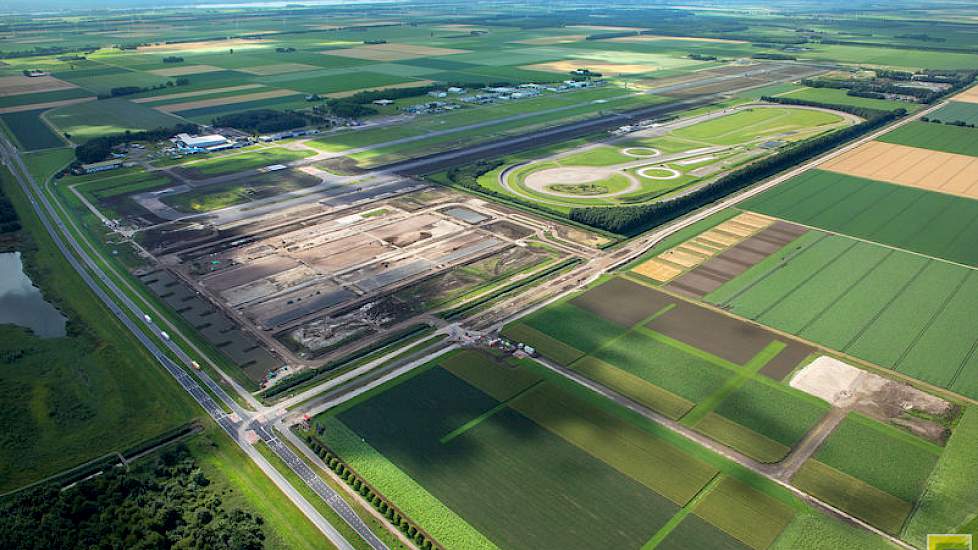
[790, 356, 954, 443]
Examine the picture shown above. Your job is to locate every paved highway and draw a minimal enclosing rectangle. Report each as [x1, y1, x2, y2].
[0, 137, 385, 550]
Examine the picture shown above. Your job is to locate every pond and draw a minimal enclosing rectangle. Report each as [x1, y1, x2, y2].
[0, 252, 67, 338]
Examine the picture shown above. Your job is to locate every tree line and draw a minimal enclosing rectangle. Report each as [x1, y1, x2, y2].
[569, 103, 903, 235]
[0, 180, 20, 236]
[0, 445, 267, 550]
[212, 109, 308, 134]
[306, 429, 439, 550]
[75, 123, 197, 164]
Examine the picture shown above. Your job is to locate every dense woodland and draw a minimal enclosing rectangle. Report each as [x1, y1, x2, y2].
[0, 446, 267, 550]
[0, 181, 19, 236]
[212, 109, 308, 134]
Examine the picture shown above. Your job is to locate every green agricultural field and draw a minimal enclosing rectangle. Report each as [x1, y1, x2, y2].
[903, 407, 978, 547]
[709, 380, 829, 451]
[778, 87, 917, 112]
[177, 147, 314, 177]
[707, 227, 978, 399]
[518, 301, 629, 356]
[877, 121, 978, 157]
[813, 413, 941, 504]
[657, 514, 751, 550]
[325, 363, 688, 550]
[799, 43, 977, 71]
[45, 98, 185, 142]
[927, 101, 978, 126]
[0, 168, 197, 492]
[0, 109, 66, 150]
[739, 170, 978, 267]
[692, 476, 796, 549]
[590, 330, 734, 404]
[669, 107, 842, 146]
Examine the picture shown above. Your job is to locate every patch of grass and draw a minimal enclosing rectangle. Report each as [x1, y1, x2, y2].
[0, 109, 66, 150]
[770, 511, 899, 550]
[590, 330, 734, 404]
[792, 460, 911, 535]
[328, 366, 683, 550]
[572, 356, 695, 419]
[521, 301, 629, 355]
[693, 413, 790, 464]
[670, 107, 843, 146]
[0, 168, 196, 493]
[658, 514, 751, 550]
[903, 407, 978, 547]
[877, 121, 978, 157]
[813, 413, 941, 504]
[182, 147, 314, 176]
[712, 380, 829, 448]
[779, 87, 919, 112]
[693, 476, 796, 549]
[45, 97, 185, 142]
[186, 427, 335, 550]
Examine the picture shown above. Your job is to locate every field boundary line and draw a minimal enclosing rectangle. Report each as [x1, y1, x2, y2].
[634, 326, 741, 372]
[892, 266, 971, 372]
[679, 340, 787, 427]
[438, 380, 545, 444]
[840, 260, 930, 353]
[795, 248, 895, 335]
[946, 318, 978, 389]
[566, 302, 676, 367]
[754, 238, 860, 321]
[640, 473, 723, 550]
[782, 172, 871, 222]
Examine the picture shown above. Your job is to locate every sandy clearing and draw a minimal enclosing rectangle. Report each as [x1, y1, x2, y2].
[138, 38, 266, 52]
[609, 34, 749, 44]
[512, 34, 588, 45]
[0, 75, 77, 97]
[951, 86, 978, 104]
[131, 84, 265, 103]
[155, 88, 299, 113]
[791, 356, 950, 420]
[324, 43, 470, 61]
[237, 63, 321, 76]
[523, 59, 659, 75]
[821, 141, 978, 200]
[149, 64, 225, 77]
[0, 96, 94, 114]
[325, 79, 434, 98]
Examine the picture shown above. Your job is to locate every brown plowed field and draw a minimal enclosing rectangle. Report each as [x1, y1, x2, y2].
[570, 277, 674, 327]
[820, 141, 978, 199]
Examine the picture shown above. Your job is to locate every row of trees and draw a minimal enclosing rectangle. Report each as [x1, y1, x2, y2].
[211, 109, 308, 133]
[305, 432, 438, 550]
[107, 78, 188, 99]
[569, 104, 903, 235]
[0, 446, 267, 549]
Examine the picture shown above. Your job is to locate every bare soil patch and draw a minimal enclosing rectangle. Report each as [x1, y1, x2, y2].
[0, 96, 93, 114]
[790, 356, 954, 443]
[571, 277, 675, 327]
[951, 86, 978, 104]
[0, 75, 77, 97]
[149, 64, 224, 77]
[646, 301, 776, 365]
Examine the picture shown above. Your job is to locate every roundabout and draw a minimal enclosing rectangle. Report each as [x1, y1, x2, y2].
[637, 166, 682, 180]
